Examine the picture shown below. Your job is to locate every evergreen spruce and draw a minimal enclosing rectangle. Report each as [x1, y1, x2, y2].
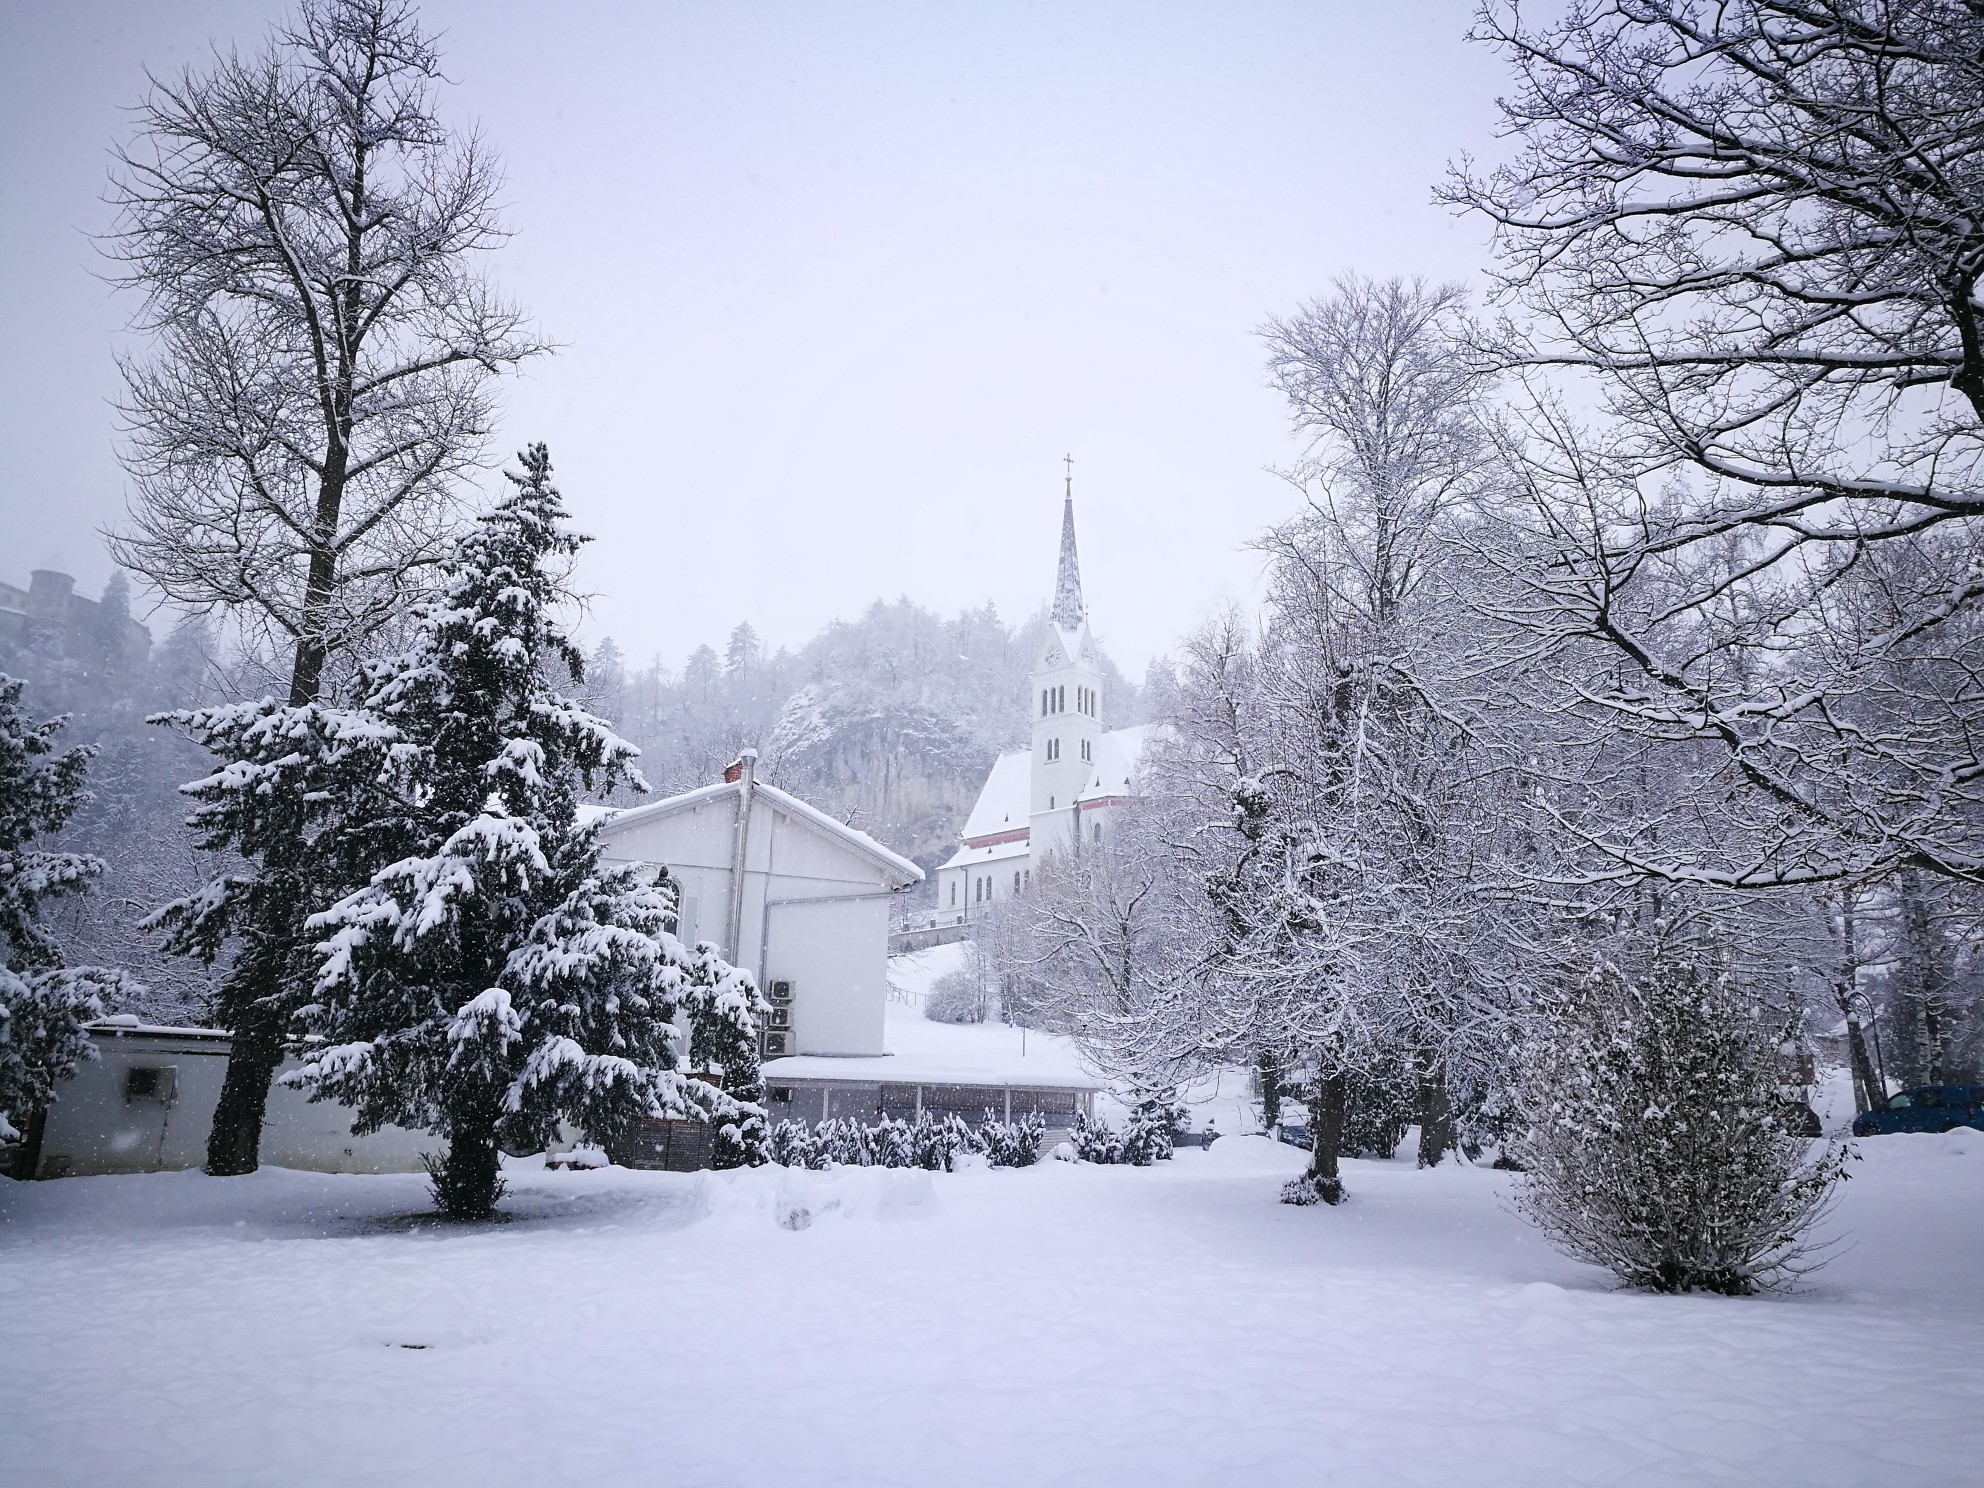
[0, 677, 127, 1142]
[681, 938, 771, 1169]
[149, 698, 409, 1173]
[297, 446, 761, 1218]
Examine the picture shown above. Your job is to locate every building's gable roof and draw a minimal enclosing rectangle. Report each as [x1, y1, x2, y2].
[938, 835, 1033, 872]
[1077, 723, 1160, 804]
[592, 777, 923, 885]
[960, 749, 1032, 844]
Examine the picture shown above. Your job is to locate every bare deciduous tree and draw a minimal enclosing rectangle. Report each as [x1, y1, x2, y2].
[1448, 0, 1984, 889]
[107, 0, 543, 704]
[103, 0, 543, 1175]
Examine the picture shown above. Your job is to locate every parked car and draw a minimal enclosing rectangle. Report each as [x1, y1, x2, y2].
[1851, 1086, 1984, 1138]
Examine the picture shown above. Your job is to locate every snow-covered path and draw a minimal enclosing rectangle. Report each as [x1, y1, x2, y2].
[3, 1130, 1979, 1487]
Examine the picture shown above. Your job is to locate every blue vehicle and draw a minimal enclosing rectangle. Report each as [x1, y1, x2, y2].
[1851, 1085, 1984, 1137]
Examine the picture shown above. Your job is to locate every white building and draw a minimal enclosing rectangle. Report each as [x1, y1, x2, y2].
[937, 485, 1151, 922]
[17, 1018, 434, 1180]
[592, 754, 923, 1059]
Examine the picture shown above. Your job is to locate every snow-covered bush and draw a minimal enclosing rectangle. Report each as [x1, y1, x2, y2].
[1341, 1062, 1413, 1160]
[1119, 1099, 1180, 1166]
[765, 1111, 1045, 1170]
[768, 1120, 816, 1169]
[1511, 930, 1849, 1295]
[868, 1115, 914, 1168]
[924, 965, 990, 1024]
[1072, 1110, 1122, 1164]
[981, 1112, 1045, 1168]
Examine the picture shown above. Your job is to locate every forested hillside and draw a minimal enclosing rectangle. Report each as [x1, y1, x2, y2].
[1, 576, 224, 1023]
[585, 599, 1143, 880]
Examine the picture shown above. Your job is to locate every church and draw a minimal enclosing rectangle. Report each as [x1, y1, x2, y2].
[936, 482, 1152, 923]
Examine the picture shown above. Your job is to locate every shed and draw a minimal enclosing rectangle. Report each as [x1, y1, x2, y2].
[590, 752, 923, 1059]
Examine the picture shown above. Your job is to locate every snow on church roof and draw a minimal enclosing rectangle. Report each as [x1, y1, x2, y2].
[959, 749, 1031, 844]
[1078, 724, 1157, 804]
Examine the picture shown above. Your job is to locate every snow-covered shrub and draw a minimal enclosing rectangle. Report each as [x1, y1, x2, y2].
[908, 1111, 956, 1170]
[1119, 1097, 1184, 1165]
[980, 1112, 1046, 1167]
[768, 1120, 818, 1169]
[924, 965, 989, 1024]
[765, 1111, 1044, 1171]
[1511, 931, 1849, 1295]
[1341, 1062, 1413, 1160]
[815, 1117, 875, 1167]
[869, 1115, 914, 1168]
[1072, 1109, 1123, 1163]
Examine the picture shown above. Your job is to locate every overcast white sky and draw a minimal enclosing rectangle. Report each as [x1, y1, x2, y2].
[0, 1, 1506, 675]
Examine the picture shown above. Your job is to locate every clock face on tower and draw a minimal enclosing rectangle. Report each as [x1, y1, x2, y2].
[1046, 647, 1062, 666]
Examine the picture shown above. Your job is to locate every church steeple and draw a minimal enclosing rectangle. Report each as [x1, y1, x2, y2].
[1052, 455, 1085, 632]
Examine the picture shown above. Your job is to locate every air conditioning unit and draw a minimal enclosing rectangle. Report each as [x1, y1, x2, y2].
[767, 1007, 791, 1031]
[769, 979, 794, 1004]
[762, 1031, 790, 1057]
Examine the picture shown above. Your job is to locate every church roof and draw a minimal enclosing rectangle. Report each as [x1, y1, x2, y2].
[938, 835, 1033, 872]
[1078, 724, 1159, 804]
[959, 749, 1031, 844]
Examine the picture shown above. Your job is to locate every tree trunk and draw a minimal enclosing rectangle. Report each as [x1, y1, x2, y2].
[1258, 1048, 1282, 1131]
[1304, 1070, 1346, 1205]
[205, 464, 346, 1174]
[1415, 1054, 1455, 1168]
[204, 1008, 283, 1176]
[431, 1090, 506, 1219]
[1844, 1012, 1884, 1113]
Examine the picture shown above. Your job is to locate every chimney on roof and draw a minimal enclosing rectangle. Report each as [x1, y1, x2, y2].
[722, 748, 758, 786]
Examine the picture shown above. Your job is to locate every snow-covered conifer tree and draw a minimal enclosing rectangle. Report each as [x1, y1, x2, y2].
[297, 446, 759, 1218]
[681, 938, 772, 1169]
[0, 677, 128, 1142]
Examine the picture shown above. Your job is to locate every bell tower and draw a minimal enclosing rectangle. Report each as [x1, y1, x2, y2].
[1029, 461, 1104, 859]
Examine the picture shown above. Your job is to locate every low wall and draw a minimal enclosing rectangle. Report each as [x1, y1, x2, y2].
[24, 1023, 434, 1179]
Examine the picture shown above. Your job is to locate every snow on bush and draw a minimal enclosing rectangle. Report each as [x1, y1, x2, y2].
[1511, 929, 1850, 1295]
[767, 1111, 1045, 1171]
[923, 964, 990, 1024]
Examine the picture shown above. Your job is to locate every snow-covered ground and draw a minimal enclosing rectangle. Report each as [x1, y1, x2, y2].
[4, 1121, 1980, 1486]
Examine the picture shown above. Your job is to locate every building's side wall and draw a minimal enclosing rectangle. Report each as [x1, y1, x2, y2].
[32, 1032, 432, 1178]
[597, 792, 903, 1059]
[763, 892, 890, 1056]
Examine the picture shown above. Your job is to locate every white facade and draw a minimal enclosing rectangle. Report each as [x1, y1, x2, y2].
[26, 1020, 434, 1179]
[937, 487, 1151, 920]
[592, 756, 922, 1058]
